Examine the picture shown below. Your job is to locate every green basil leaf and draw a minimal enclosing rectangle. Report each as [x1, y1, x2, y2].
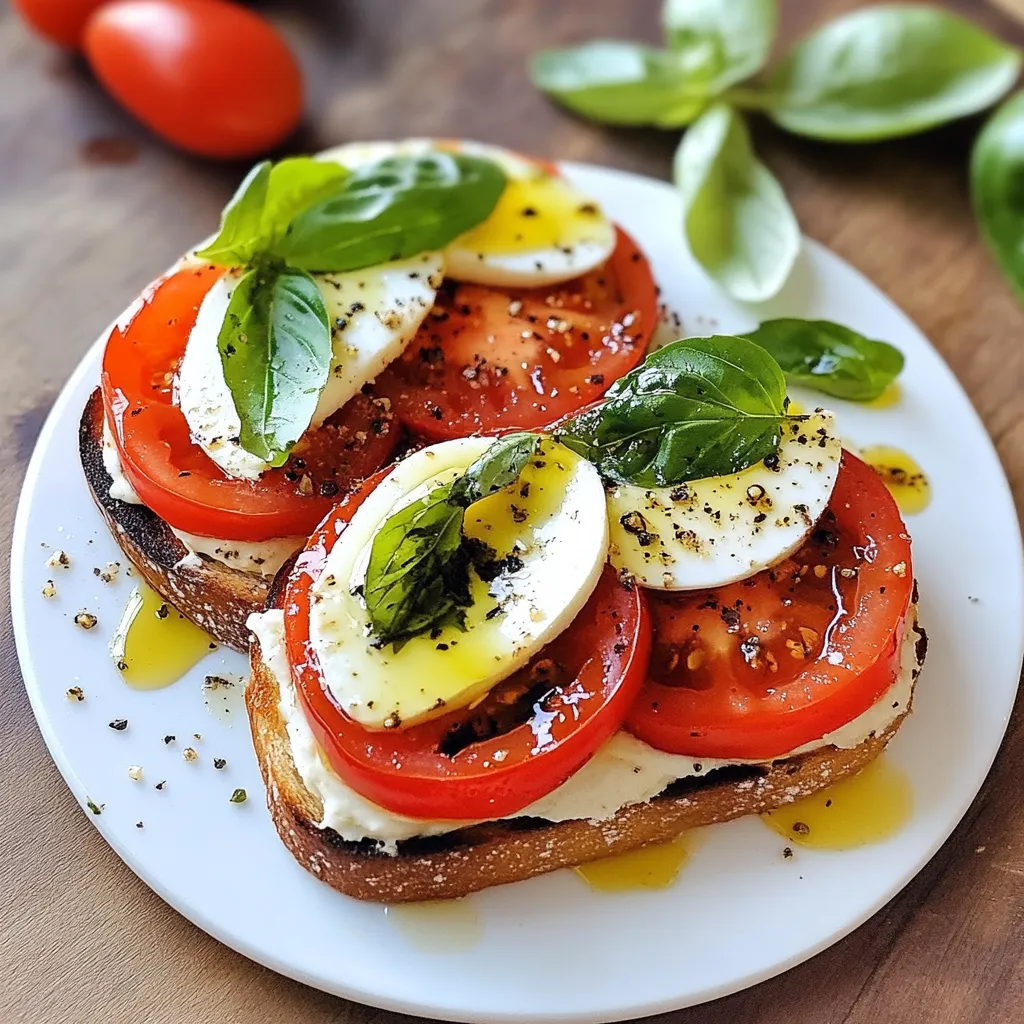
[195, 161, 271, 265]
[217, 264, 332, 465]
[972, 90, 1024, 303]
[364, 482, 471, 647]
[364, 433, 540, 645]
[450, 432, 542, 507]
[558, 336, 792, 487]
[529, 40, 718, 127]
[674, 103, 799, 302]
[767, 5, 1022, 142]
[662, 0, 777, 90]
[196, 159, 350, 267]
[742, 319, 903, 401]
[275, 152, 507, 272]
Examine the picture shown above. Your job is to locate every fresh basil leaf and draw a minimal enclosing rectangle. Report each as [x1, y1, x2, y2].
[767, 5, 1022, 142]
[529, 40, 718, 127]
[674, 103, 799, 302]
[364, 482, 471, 647]
[662, 0, 777, 90]
[450, 432, 542, 506]
[217, 264, 332, 465]
[558, 335, 792, 487]
[742, 319, 904, 401]
[364, 433, 540, 645]
[195, 161, 271, 265]
[972, 90, 1024, 304]
[196, 159, 350, 267]
[275, 152, 506, 272]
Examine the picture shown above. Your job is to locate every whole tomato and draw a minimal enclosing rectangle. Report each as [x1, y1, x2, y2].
[12, 0, 109, 48]
[83, 0, 303, 159]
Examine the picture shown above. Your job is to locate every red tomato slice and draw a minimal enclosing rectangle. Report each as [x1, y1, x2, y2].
[374, 226, 657, 440]
[282, 477, 652, 820]
[101, 265, 399, 542]
[626, 453, 914, 761]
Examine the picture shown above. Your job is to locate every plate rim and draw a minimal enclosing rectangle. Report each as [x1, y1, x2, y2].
[10, 157, 1024, 1024]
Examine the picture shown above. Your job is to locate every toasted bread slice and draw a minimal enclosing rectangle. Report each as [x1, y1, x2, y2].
[79, 389, 269, 652]
[245, 618, 927, 903]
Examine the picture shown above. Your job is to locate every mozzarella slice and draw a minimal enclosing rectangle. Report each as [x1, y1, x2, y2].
[307, 436, 608, 730]
[607, 412, 842, 590]
[176, 255, 442, 480]
[318, 138, 617, 289]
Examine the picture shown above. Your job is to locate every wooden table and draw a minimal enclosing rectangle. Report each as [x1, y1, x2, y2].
[2, 1, 1022, 1021]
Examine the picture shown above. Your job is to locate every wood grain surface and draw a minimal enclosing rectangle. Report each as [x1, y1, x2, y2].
[1, 1, 1022, 1022]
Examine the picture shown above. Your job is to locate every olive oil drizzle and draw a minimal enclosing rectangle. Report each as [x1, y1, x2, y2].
[761, 757, 913, 849]
[860, 445, 931, 514]
[574, 834, 696, 892]
[110, 583, 214, 689]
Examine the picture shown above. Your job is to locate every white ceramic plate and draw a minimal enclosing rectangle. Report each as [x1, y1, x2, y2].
[12, 163, 1024, 1024]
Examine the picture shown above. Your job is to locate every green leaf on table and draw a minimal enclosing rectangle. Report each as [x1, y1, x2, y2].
[274, 152, 507, 272]
[196, 158, 350, 266]
[529, 40, 718, 127]
[217, 264, 332, 465]
[662, 0, 777, 90]
[742, 318, 904, 401]
[557, 335, 794, 487]
[364, 433, 541, 646]
[766, 4, 1022, 142]
[972, 90, 1024, 304]
[674, 103, 799, 302]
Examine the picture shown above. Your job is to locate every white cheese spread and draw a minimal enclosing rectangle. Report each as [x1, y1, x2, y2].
[248, 607, 921, 852]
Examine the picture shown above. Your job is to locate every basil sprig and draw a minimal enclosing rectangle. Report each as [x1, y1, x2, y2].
[364, 433, 540, 646]
[278, 151, 507, 272]
[194, 152, 506, 465]
[972, 90, 1024, 304]
[217, 265, 332, 466]
[742, 319, 904, 402]
[529, 1, 1020, 304]
[196, 158, 350, 266]
[557, 335, 797, 488]
[675, 104, 798, 303]
[766, 6, 1022, 143]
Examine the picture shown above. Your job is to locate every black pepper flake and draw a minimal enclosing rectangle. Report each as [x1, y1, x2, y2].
[792, 821, 811, 836]
[436, 642, 450, 651]
[163, 735, 175, 744]
[783, 846, 793, 859]
[213, 758, 227, 770]
[155, 603, 169, 619]
[108, 718, 128, 731]
[155, 781, 166, 790]
[521, 207, 538, 217]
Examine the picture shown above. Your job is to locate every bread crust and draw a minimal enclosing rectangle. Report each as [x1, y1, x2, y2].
[245, 620, 926, 903]
[79, 388, 269, 652]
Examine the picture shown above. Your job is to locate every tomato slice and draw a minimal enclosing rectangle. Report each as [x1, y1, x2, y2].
[101, 266, 400, 542]
[374, 226, 657, 440]
[282, 477, 652, 820]
[625, 453, 914, 761]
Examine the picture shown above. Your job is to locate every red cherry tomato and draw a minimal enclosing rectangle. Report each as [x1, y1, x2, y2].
[101, 266, 400, 541]
[282, 476, 652, 820]
[83, 0, 302, 158]
[374, 227, 657, 441]
[625, 454, 914, 760]
[12, 0, 108, 48]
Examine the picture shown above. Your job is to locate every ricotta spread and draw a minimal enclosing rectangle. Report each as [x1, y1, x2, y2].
[248, 607, 921, 852]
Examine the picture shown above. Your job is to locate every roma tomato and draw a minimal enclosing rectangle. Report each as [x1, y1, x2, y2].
[626, 454, 915, 761]
[374, 227, 657, 440]
[12, 0, 108, 48]
[283, 480, 652, 820]
[101, 266, 399, 541]
[83, 0, 302, 158]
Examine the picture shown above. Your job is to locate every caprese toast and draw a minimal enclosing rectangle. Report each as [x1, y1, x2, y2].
[81, 141, 657, 650]
[245, 332, 926, 902]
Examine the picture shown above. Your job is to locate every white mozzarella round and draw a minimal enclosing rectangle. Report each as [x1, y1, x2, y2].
[307, 436, 608, 731]
[607, 411, 842, 590]
[319, 138, 617, 289]
[176, 254, 442, 480]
